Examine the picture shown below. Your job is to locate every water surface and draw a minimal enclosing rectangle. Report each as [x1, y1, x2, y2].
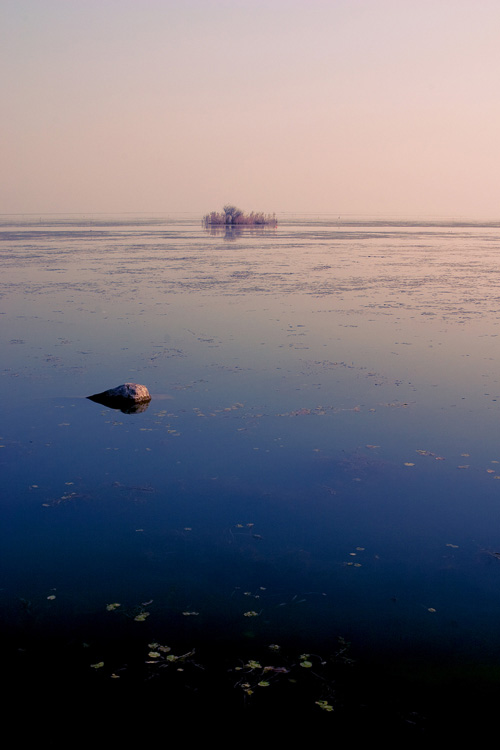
[2, 215, 500, 737]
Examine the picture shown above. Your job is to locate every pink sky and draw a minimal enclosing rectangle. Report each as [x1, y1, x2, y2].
[2, 0, 500, 217]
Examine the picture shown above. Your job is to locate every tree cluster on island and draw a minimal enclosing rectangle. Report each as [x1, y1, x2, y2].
[203, 205, 277, 226]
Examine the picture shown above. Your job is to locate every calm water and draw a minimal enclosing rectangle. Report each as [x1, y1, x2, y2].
[2, 214, 500, 737]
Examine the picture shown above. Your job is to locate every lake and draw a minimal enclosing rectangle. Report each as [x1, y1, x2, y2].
[2, 214, 500, 738]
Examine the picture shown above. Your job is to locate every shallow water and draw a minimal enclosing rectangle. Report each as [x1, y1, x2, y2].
[2, 215, 500, 736]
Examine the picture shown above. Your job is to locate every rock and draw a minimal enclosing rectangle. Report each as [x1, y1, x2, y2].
[90, 383, 151, 403]
[87, 383, 151, 413]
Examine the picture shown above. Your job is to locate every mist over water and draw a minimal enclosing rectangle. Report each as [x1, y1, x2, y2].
[2, 215, 500, 738]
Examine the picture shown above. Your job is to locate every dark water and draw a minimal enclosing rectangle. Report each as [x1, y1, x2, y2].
[2, 215, 500, 738]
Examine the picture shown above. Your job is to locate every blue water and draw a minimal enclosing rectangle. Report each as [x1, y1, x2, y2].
[2, 215, 500, 737]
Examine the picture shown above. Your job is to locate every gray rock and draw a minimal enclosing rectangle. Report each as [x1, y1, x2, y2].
[87, 383, 151, 413]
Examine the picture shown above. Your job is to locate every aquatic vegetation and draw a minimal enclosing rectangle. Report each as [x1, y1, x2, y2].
[203, 205, 277, 226]
[148, 642, 171, 653]
[144, 644, 198, 673]
[231, 641, 347, 710]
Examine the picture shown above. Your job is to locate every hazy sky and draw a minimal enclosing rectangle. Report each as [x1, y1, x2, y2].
[3, 0, 500, 217]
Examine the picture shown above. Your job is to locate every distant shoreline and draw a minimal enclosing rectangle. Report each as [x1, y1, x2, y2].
[2, 214, 500, 229]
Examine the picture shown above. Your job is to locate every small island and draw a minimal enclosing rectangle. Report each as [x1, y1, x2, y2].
[203, 204, 277, 227]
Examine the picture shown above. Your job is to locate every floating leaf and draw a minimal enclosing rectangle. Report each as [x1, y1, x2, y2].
[258, 681, 270, 687]
[47, 595, 56, 601]
[246, 660, 261, 669]
[148, 651, 161, 658]
[243, 611, 259, 617]
[134, 612, 150, 622]
[300, 660, 313, 668]
[106, 602, 121, 611]
[90, 662, 104, 669]
[428, 607, 436, 613]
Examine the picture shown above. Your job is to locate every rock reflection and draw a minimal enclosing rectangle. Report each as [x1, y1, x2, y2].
[87, 394, 151, 414]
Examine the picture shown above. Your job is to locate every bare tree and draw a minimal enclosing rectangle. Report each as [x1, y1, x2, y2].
[223, 205, 243, 224]
[203, 206, 277, 227]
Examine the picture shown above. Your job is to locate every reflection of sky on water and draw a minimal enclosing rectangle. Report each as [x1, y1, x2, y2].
[2, 216, 500, 733]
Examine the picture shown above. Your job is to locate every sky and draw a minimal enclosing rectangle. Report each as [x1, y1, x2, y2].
[2, 0, 500, 217]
